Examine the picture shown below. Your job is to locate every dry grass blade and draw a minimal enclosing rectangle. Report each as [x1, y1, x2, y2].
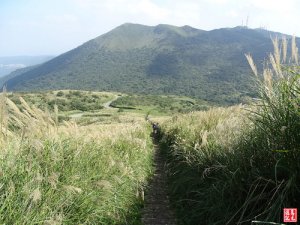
[269, 54, 282, 78]
[271, 37, 281, 65]
[54, 104, 58, 126]
[19, 97, 37, 118]
[291, 36, 299, 64]
[6, 98, 22, 116]
[245, 54, 258, 77]
[63, 185, 83, 194]
[263, 68, 273, 95]
[0, 88, 8, 140]
[30, 188, 42, 203]
[281, 36, 287, 63]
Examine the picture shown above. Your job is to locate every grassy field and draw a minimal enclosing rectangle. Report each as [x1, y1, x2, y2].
[159, 37, 300, 225]
[7, 91, 195, 124]
[7, 90, 117, 112]
[110, 94, 210, 116]
[0, 92, 154, 224]
[2, 37, 299, 225]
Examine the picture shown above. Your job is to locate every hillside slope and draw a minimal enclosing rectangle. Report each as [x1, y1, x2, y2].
[3, 23, 298, 104]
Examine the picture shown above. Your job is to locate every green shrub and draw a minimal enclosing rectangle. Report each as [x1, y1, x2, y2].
[70, 90, 81, 96]
[56, 91, 64, 96]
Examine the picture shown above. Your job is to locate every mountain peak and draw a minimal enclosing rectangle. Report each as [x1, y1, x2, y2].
[3, 23, 300, 105]
[153, 24, 201, 37]
[114, 23, 152, 30]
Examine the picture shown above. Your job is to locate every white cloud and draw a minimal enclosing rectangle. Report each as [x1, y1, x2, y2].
[204, 0, 230, 4]
[45, 14, 78, 24]
[132, 0, 169, 20]
[227, 10, 239, 18]
[63, 0, 300, 34]
[247, 0, 295, 13]
[1, 0, 300, 56]
[72, 0, 169, 23]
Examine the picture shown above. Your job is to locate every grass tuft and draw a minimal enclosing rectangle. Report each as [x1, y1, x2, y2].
[0, 96, 154, 224]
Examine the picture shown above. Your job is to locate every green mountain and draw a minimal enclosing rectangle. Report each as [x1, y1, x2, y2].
[3, 23, 298, 105]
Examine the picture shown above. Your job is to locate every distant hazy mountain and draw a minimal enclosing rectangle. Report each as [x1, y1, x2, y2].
[3, 24, 299, 105]
[0, 55, 53, 77]
[0, 65, 39, 88]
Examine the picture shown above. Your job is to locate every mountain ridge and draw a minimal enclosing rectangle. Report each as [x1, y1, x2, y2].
[3, 23, 299, 105]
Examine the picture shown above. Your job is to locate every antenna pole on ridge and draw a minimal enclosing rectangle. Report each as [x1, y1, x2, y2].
[246, 15, 249, 28]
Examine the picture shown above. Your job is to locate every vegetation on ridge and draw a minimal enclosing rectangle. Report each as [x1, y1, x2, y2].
[110, 94, 210, 115]
[4, 24, 298, 105]
[7, 90, 115, 112]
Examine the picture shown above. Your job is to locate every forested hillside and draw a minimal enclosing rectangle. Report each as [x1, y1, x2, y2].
[3, 23, 299, 105]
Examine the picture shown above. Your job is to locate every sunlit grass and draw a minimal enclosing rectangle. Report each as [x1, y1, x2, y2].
[0, 94, 154, 224]
[160, 36, 300, 224]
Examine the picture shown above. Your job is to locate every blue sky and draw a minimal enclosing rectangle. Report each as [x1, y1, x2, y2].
[1, 0, 300, 56]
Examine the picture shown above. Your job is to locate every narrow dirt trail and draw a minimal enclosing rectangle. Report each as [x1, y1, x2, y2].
[102, 95, 120, 109]
[142, 139, 177, 225]
[69, 95, 120, 118]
